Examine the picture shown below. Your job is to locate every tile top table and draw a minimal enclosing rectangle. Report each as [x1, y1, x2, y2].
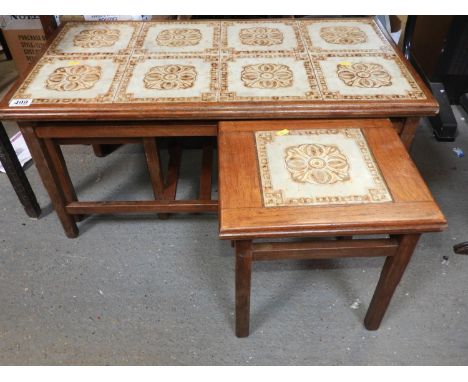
[0, 17, 439, 238]
[0, 17, 437, 123]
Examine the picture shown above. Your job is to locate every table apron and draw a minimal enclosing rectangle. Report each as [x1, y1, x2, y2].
[34, 123, 218, 139]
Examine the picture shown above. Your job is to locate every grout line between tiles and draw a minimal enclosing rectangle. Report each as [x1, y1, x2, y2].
[111, 23, 145, 103]
[295, 19, 325, 100]
[215, 20, 222, 102]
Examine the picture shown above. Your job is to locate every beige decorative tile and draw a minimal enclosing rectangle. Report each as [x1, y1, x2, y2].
[255, 128, 392, 207]
[47, 22, 142, 56]
[134, 21, 220, 55]
[116, 55, 218, 103]
[299, 18, 392, 53]
[12, 56, 128, 103]
[312, 54, 426, 100]
[7, 18, 429, 106]
[220, 55, 320, 101]
[221, 20, 304, 54]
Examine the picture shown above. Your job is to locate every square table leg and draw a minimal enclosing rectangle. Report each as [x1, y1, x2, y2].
[92, 144, 120, 157]
[364, 233, 421, 330]
[235, 240, 253, 338]
[143, 137, 168, 219]
[0, 122, 41, 218]
[199, 138, 213, 201]
[400, 117, 421, 150]
[20, 125, 78, 238]
[43, 138, 84, 222]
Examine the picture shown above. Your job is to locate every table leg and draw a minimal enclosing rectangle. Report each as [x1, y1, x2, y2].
[92, 144, 120, 157]
[235, 240, 253, 338]
[364, 233, 421, 330]
[0, 122, 41, 218]
[143, 137, 167, 219]
[21, 126, 78, 238]
[400, 117, 420, 150]
[199, 139, 213, 200]
[43, 138, 84, 222]
[159, 140, 182, 219]
[453, 242, 468, 255]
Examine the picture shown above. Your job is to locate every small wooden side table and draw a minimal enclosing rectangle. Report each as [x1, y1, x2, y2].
[218, 119, 447, 337]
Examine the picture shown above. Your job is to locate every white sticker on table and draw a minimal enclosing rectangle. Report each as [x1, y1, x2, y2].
[9, 99, 33, 107]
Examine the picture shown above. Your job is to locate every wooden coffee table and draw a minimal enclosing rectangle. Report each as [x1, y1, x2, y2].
[0, 17, 437, 237]
[218, 119, 446, 337]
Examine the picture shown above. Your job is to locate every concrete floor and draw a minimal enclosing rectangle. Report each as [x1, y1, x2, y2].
[0, 54, 467, 365]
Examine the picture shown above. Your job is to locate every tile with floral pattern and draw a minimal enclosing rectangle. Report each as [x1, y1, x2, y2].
[299, 18, 393, 53]
[133, 21, 221, 55]
[312, 53, 426, 100]
[255, 128, 393, 207]
[219, 54, 320, 101]
[5, 18, 431, 107]
[47, 22, 142, 56]
[116, 55, 218, 103]
[11, 55, 128, 103]
[220, 20, 304, 54]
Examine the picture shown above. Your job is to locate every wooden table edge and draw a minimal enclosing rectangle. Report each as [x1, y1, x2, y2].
[219, 221, 448, 240]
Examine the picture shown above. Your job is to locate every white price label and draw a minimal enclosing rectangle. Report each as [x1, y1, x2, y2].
[9, 98, 33, 107]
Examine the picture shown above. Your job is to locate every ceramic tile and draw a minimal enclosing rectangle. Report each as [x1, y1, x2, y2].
[299, 18, 392, 53]
[312, 53, 426, 100]
[133, 21, 220, 55]
[7, 18, 429, 106]
[255, 128, 392, 207]
[219, 54, 320, 101]
[47, 22, 142, 56]
[115, 55, 218, 103]
[12, 56, 128, 103]
[220, 20, 304, 54]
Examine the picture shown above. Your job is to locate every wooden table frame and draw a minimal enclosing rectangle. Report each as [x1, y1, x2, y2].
[233, 234, 421, 337]
[19, 120, 219, 238]
[218, 119, 447, 337]
[22, 117, 414, 237]
[16, 116, 419, 238]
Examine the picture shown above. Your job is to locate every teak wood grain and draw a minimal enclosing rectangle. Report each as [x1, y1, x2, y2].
[252, 238, 400, 261]
[21, 125, 78, 238]
[218, 119, 447, 240]
[364, 233, 421, 330]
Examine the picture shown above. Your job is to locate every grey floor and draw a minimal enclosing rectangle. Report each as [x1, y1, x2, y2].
[0, 55, 467, 366]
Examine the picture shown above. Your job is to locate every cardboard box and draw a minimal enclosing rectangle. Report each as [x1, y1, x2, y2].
[1, 15, 46, 75]
[57, 15, 173, 24]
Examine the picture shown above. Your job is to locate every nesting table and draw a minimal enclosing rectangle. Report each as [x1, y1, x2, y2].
[218, 119, 446, 337]
[0, 17, 438, 238]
